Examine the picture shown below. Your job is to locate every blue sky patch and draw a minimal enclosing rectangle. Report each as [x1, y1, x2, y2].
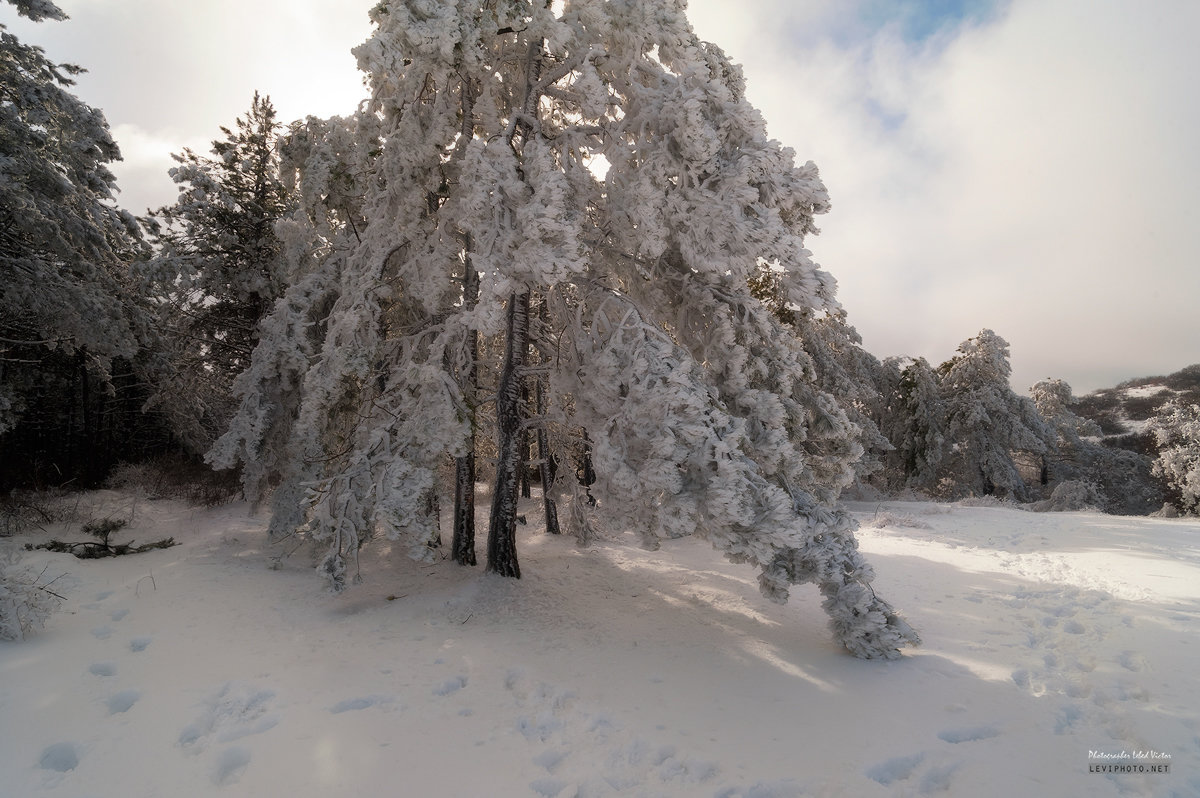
[862, 0, 1006, 44]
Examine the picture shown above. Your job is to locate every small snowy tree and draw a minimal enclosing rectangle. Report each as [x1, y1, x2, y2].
[1148, 400, 1200, 515]
[212, 0, 918, 658]
[937, 330, 1053, 501]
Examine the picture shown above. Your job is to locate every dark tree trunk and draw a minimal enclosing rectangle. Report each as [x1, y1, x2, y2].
[487, 291, 530, 578]
[535, 297, 560, 534]
[426, 488, 441, 547]
[79, 349, 94, 485]
[537, 380, 560, 535]
[520, 393, 532, 501]
[578, 428, 597, 506]
[452, 241, 480, 566]
[452, 449, 476, 565]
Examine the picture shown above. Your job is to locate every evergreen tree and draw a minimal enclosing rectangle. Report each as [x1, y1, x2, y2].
[879, 357, 948, 496]
[0, 0, 158, 487]
[139, 94, 294, 453]
[212, 0, 917, 658]
[1030, 379, 1100, 483]
[937, 330, 1053, 501]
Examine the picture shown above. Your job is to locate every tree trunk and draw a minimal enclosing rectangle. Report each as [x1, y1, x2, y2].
[537, 379, 560, 535]
[487, 291, 530, 578]
[78, 349, 94, 485]
[535, 297, 560, 534]
[578, 428, 597, 506]
[452, 240, 479, 566]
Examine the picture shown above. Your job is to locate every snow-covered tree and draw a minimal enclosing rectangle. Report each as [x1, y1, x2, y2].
[937, 330, 1053, 501]
[1029, 378, 1099, 482]
[1, 0, 157, 485]
[212, 0, 918, 658]
[1148, 400, 1200, 515]
[139, 94, 294, 452]
[879, 357, 948, 495]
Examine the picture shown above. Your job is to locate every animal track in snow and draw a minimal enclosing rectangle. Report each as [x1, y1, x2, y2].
[129, 636, 152, 652]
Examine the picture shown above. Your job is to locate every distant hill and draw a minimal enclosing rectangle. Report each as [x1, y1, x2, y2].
[1070, 364, 1199, 513]
[1074, 363, 1200, 446]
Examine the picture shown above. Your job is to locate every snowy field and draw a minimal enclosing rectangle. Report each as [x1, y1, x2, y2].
[2, 490, 1198, 798]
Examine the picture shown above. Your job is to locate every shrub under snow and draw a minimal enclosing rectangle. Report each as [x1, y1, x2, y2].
[0, 554, 65, 641]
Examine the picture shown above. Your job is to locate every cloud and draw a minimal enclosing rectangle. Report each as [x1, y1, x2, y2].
[689, 0, 1200, 392]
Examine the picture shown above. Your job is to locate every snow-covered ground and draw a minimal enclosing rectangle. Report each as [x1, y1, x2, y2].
[2, 490, 1198, 798]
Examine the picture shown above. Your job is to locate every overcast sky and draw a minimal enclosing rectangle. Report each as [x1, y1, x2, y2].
[5, 0, 1198, 394]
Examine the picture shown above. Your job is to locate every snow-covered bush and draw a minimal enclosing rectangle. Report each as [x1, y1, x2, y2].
[0, 554, 65, 641]
[1029, 480, 1103, 513]
[864, 511, 931, 530]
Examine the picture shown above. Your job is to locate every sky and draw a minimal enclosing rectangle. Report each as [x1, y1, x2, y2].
[4, 0, 1198, 394]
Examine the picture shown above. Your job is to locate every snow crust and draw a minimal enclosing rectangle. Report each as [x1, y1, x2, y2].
[2, 489, 1198, 797]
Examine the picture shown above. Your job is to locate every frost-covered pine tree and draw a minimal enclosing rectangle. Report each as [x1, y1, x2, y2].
[937, 330, 1053, 501]
[1029, 379, 1100, 482]
[212, 0, 918, 658]
[1, 0, 154, 483]
[1148, 400, 1200, 515]
[879, 357, 948, 496]
[139, 94, 294, 453]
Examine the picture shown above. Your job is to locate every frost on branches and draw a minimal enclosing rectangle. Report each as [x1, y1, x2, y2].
[1149, 401, 1200, 515]
[937, 330, 1053, 501]
[0, 0, 150, 465]
[211, 0, 918, 658]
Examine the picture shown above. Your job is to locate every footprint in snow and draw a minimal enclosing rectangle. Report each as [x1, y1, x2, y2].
[107, 689, 141, 715]
[178, 682, 279, 753]
[212, 746, 252, 786]
[38, 742, 82, 773]
[530, 777, 570, 797]
[433, 675, 467, 696]
[110, 608, 129, 622]
[865, 752, 926, 786]
[89, 662, 116, 677]
[130, 636, 153, 652]
[938, 725, 1000, 744]
[330, 695, 396, 714]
